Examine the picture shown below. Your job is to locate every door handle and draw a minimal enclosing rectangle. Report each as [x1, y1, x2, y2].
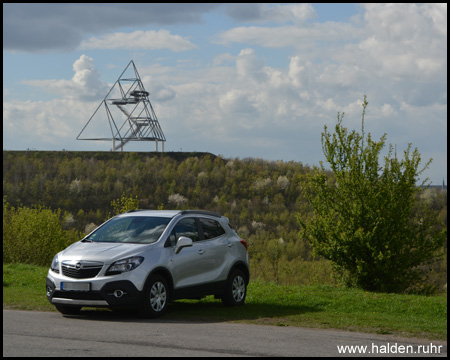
[198, 250, 205, 255]
[227, 242, 233, 247]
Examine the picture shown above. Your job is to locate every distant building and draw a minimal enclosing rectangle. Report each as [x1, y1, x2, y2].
[425, 178, 447, 191]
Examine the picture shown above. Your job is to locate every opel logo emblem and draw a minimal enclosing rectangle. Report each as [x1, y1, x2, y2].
[76, 262, 82, 270]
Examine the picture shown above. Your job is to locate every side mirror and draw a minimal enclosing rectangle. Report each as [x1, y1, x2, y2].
[175, 236, 193, 254]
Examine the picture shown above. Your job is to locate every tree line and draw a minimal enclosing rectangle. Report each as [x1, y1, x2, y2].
[3, 149, 447, 293]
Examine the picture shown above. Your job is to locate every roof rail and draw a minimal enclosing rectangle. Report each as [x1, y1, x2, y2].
[126, 209, 147, 213]
[179, 210, 222, 218]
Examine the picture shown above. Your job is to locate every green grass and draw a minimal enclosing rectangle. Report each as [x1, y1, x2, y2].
[3, 263, 447, 340]
[3, 263, 55, 311]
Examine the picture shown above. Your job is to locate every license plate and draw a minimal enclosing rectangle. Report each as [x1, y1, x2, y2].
[60, 282, 90, 291]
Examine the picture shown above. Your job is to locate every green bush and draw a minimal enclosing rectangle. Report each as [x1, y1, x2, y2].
[3, 201, 81, 266]
[300, 97, 446, 293]
[109, 193, 140, 218]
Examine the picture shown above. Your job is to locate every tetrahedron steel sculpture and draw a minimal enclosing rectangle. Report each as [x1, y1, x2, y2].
[77, 60, 166, 151]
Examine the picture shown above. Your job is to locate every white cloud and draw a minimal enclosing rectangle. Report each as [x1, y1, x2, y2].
[358, 3, 446, 80]
[422, 3, 447, 37]
[214, 22, 358, 49]
[288, 56, 309, 88]
[80, 30, 197, 52]
[219, 89, 258, 122]
[152, 85, 176, 102]
[212, 53, 235, 67]
[71, 55, 108, 97]
[236, 48, 266, 81]
[23, 55, 108, 101]
[3, 98, 95, 147]
[380, 103, 396, 118]
[217, 3, 446, 86]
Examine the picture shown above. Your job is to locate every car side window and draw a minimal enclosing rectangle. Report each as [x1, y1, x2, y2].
[199, 218, 226, 240]
[170, 218, 200, 245]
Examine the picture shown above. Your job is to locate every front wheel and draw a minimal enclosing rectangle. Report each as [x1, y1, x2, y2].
[140, 274, 169, 318]
[222, 269, 247, 307]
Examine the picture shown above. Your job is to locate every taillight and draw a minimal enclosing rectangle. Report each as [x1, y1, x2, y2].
[240, 239, 248, 251]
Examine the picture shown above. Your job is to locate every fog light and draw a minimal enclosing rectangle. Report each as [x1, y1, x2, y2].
[113, 290, 126, 298]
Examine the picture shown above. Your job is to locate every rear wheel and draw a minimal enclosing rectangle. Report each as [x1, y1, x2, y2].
[140, 274, 169, 318]
[222, 269, 247, 306]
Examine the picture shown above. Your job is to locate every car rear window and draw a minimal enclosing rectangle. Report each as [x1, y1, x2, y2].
[199, 218, 226, 240]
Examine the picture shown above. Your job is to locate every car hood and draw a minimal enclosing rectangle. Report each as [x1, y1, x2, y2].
[60, 241, 150, 263]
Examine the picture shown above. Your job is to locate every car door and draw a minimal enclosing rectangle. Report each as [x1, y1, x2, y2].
[167, 217, 210, 288]
[197, 217, 229, 283]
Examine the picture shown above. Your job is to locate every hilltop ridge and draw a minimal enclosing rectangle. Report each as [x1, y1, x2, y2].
[4, 150, 218, 162]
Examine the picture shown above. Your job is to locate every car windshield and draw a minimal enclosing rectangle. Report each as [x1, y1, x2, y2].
[86, 216, 171, 244]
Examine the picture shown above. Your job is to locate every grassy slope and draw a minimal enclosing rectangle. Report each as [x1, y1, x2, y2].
[3, 263, 447, 340]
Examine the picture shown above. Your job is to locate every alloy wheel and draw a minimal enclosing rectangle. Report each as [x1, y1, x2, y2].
[150, 281, 167, 312]
[232, 275, 246, 302]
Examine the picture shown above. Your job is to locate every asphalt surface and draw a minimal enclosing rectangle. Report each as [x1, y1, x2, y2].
[3, 310, 447, 357]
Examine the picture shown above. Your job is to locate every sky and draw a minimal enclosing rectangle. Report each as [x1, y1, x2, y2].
[3, 3, 447, 185]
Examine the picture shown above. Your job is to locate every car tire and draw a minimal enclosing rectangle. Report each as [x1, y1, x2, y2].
[55, 305, 82, 315]
[140, 274, 169, 318]
[222, 269, 247, 307]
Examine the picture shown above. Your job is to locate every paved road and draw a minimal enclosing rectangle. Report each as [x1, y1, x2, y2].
[3, 310, 447, 357]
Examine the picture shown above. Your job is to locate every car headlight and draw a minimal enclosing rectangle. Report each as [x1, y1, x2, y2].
[106, 256, 144, 275]
[50, 255, 60, 273]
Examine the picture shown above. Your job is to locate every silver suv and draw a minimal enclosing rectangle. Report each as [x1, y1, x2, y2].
[46, 210, 249, 318]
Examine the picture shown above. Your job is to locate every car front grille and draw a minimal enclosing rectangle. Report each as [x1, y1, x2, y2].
[61, 261, 103, 279]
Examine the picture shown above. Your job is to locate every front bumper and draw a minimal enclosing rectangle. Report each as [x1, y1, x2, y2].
[46, 276, 142, 308]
